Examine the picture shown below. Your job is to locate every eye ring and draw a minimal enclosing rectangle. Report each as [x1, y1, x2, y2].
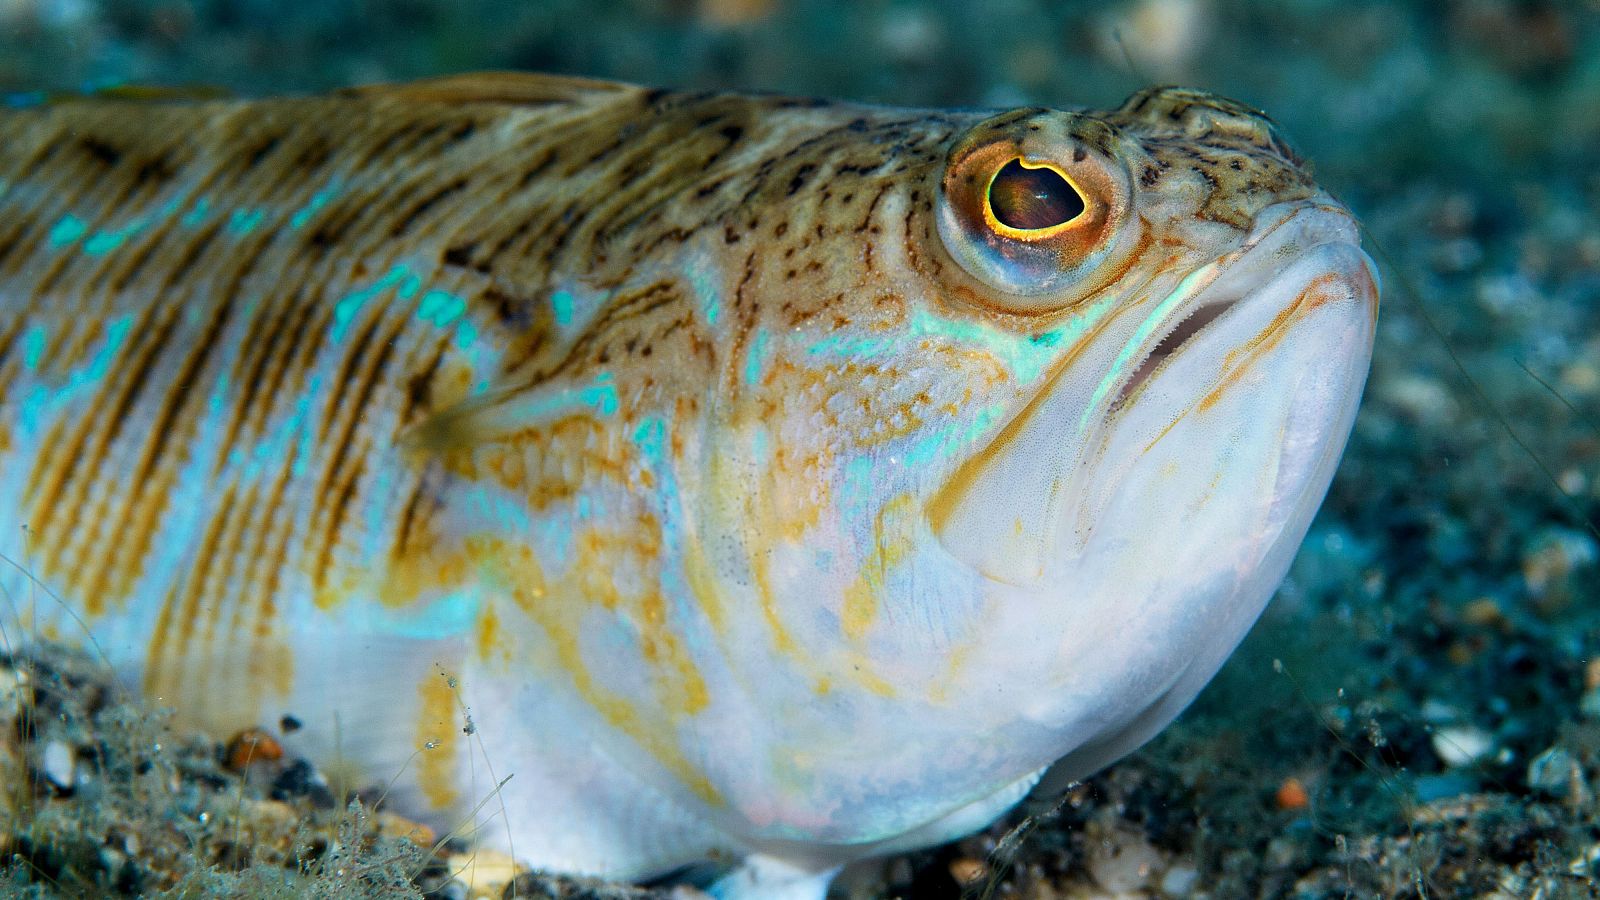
[936, 110, 1139, 308]
[984, 158, 1088, 238]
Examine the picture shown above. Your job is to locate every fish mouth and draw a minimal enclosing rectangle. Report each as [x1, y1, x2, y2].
[1105, 200, 1375, 417]
[1062, 199, 1379, 557]
[931, 198, 1377, 587]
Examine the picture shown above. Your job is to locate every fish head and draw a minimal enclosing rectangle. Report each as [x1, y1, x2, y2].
[693, 86, 1376, 841]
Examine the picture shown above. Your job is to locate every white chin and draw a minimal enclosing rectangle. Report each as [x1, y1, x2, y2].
[1011, 233, 1376, 717]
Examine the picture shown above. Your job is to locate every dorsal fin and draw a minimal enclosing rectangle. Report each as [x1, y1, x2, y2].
[338, 71, 640, 107]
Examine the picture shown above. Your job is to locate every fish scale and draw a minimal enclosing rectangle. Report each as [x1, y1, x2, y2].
[0, 73, 1376, 896]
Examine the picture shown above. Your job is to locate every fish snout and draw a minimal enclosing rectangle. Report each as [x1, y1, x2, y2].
[1072, 199, 1377, 567]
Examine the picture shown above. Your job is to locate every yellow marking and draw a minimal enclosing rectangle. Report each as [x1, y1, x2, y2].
[751, 561, 799, 656]
[680, 532, 728, 636]
[476, 603, 504, 664]
[1197, 304, 1299, 414]
[379, 542, 470, 609]
[416, 671, 461, 810]
[483, 533, 721, 802]
[841, 493, 916, 641]
[638, 588, 710, 715]
[848, 662, 897, 698]
[928, 642, 974, 704]
[520, 579, 723, 806]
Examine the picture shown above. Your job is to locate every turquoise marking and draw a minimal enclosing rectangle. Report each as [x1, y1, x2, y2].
[744, 328, 770, 387]
[490, 372, 618, 424]
[84, 316, 131, 383]
[207, 375, 230, 416]
[417, 289, 467, 328]
[688, 267, 721, 327]
[0, 178, 10, 199]
[82, 234, 123, 256]
[83, 220, 146, 255]
[330, 265, 409, 342]
[21, 326, 46, 372]
[331, 299, 363, 342]
[377, 588, 483, 639]
[898, 402, 1009, 471]
[227, 208, 265, 236]
[841, 454, 876, 509]
[1078, 265, 1214, 433]
[551, 289, 575, 328]
[455, 319, 478, 350]
[398, 271, 423, 300]
[587, 373, 619, 416]
[10, 319, 123, 429]
[48, 215, 87, 248]
[289, 376, 321, 479]
[806, 301, 1120, 386]
[290, 181, 341, 229]
[632, 417, 667, 471]
[181, 198, 211, 228]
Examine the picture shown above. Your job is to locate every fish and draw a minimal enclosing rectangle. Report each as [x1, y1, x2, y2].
[0, 72, 1377, 896]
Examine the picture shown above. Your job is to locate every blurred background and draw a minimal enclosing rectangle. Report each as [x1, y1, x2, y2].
[2, 1, 1598, 895]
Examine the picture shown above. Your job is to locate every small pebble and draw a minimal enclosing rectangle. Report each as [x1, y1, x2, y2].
[375, 810, 436, 848]
[439, 848, 522, 898]
[1431, 725, 1493, 768]
[1569, 844, 1600, 878]
[40, 740, 75, 794]
[1419, 698, 1462, 724]
[1579, 686, 1600, 721]
[1275, 776, 1310, 810]
[223, 727, 284, 772]
[0, 665, 29, 716]
[1521, 527, 1598, 599]
[1526, 746, 1587, 801]
[1085, 825, 1163, 893]
[1460, 597, 1506, 628]
[270, 758, 335, 808]
[947, 857, 987, 885]
[1161, 863, 1199, 897]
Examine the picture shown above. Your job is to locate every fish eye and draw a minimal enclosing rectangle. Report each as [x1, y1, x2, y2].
[936, 111, 1139, 310]
[986, 159, 1086, 234]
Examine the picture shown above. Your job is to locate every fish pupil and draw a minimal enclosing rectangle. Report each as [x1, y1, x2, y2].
[987, 158, 1084, 231]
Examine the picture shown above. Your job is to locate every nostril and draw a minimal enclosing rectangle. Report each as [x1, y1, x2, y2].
[1110, 298, 1239, 412]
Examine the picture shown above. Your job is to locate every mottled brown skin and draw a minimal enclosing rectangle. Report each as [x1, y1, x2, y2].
[0, 74, 1311, 697]
[0, 74, 1342, 878]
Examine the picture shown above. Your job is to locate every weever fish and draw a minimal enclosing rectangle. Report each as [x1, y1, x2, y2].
[0, 73, 1377, 896]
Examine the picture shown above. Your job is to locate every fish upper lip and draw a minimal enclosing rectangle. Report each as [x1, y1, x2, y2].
[1105, 200, 1368, 415]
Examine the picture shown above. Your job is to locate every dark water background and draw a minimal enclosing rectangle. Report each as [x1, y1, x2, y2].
[2, 1, 1598, 896]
